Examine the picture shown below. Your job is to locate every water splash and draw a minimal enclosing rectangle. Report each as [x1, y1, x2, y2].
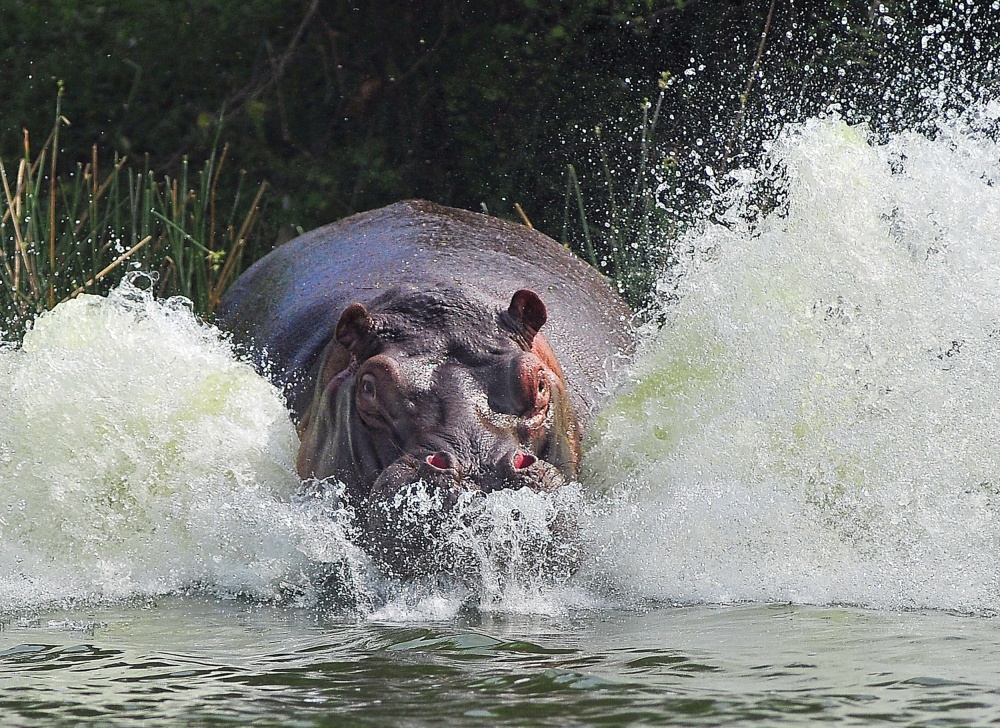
[357, 483, 588, 620]
[5, 100, 1000, 616]
[0, 277, 577, 616]
[584, 100, 1000, 613]
[0, 277, 368, 611]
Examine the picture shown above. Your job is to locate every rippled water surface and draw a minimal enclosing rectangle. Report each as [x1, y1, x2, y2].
[5, 600, 1000, 726]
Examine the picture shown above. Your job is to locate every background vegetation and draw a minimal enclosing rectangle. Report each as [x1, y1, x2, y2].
[1, 0, 997, 333]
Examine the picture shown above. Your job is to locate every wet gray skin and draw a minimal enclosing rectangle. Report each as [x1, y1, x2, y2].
[216, 201, 632, 575]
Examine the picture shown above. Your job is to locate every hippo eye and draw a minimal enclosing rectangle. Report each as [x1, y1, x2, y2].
[359, 374, 377, 402]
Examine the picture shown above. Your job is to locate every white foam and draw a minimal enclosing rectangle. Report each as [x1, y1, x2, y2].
[585, 105, 1000, 612]
[0, 278, 365, 610]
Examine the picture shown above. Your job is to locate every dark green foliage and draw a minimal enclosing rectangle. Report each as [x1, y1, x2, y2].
[0, 0, 298, 161]
[2, 1, 998, 316]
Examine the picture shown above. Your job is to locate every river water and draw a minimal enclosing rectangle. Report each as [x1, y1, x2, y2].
[5, 599, 1000, 726]
[4, 72, 1000, 728]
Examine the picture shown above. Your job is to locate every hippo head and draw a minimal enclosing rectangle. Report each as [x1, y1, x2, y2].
[297, 285, 580, 514]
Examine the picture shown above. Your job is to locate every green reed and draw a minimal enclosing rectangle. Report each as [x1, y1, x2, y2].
[563, 78, 679, 311]
[0, 93, 267, 338]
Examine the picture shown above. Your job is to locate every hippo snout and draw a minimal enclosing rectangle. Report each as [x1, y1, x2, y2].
[370, 449, 566, 505]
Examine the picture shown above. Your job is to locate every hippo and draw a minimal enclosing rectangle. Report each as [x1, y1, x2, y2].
[216, 200, 632, 574]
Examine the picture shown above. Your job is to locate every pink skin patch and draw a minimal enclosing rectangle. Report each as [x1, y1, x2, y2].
[513, 452, 536, 470]
[426, 452, 451, 470]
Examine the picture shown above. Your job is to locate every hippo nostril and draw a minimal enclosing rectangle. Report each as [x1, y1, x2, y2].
[426, 451, 455, 471]
[512, 452, 536, 470]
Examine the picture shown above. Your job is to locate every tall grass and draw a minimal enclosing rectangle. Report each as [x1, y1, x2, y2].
[562, 77, 679, 311]
[0, 93, 267, 338]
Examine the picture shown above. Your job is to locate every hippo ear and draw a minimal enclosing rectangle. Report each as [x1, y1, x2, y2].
[335, 302, 375, 354]
[506, 289, 547, 344]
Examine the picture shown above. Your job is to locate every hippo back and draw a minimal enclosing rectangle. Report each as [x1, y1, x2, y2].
[215, 200, 632, 424]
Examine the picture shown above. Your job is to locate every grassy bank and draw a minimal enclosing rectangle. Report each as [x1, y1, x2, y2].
[0, 96, 268, 338]
[2, 94, 676, 339]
